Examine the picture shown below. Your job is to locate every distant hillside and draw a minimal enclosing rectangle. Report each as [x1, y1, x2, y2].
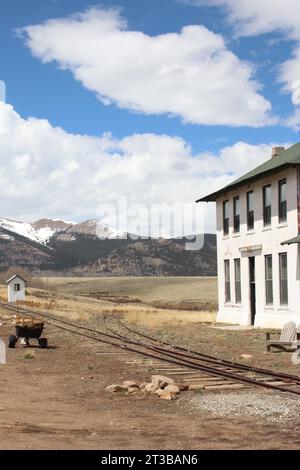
[0, 228, 57, 270]
[75, 235, 217, 276]
[0, 217, 217, 276]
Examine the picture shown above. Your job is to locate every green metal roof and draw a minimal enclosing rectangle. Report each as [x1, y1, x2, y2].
[197, 142, 300, 202]
[281, 235, 300, 245]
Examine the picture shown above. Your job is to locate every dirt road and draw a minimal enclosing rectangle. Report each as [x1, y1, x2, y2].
[0, 324, 300, 450]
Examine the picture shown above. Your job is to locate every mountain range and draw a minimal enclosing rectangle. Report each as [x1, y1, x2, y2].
[0, 217, 217, 276]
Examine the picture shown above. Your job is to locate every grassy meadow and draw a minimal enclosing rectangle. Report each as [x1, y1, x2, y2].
[0, 276, 217, 327]
[41, 276, 217, 305]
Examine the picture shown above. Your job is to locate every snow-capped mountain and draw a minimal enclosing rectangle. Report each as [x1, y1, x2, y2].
[32, 218, 73, 243]
[54, 219, 124, 242]
[0, 217, 125, 245]
[0, 216, 217, 276]
[0, 217, 71, 244]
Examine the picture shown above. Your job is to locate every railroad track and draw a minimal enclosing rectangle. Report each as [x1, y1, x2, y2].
[1, 301, 300, 397]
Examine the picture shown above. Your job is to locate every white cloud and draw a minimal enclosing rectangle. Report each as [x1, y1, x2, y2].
[186, 0, 300, 38]
[19, 6, 274, 127]
[188, 0, 300, 128]
[0, 102, 278, 234]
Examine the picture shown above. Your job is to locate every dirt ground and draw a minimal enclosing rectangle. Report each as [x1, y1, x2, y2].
[1, 323, 300, 450]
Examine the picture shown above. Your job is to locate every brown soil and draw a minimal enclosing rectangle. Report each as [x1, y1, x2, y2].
[1, 324, 300, 450]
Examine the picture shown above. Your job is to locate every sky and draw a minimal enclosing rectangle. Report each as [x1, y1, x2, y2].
[0, 0, 300, 235]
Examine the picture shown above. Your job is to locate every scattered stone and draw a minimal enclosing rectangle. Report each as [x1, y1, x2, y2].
[123, 380, 139, 389]
[178, 384, 189, 392]
[151, 375, 174, 389]
[107, 376, 188, 400]
[105, 384, 127, 393]
[239, 354, 253, 360]
[158, 390, 177, 400]
[164, 384, 180, 394]
[144, 383, 159, 394]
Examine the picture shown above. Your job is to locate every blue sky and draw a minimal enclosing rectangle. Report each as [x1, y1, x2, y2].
[1, 0, 298, 153]
[0, 0, 300, 233]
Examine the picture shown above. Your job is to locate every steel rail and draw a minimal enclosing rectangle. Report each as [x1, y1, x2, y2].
[1, 302, 300, 396]
[1, 300, 293, 381]
[118, 320, 300, 383]
[106, 326, 300, 388]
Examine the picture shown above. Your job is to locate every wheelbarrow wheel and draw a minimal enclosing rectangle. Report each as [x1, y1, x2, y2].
[38, 338, 48, 349]
[8, 335, 17, 348]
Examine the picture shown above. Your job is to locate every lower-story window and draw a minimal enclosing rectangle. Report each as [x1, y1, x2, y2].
[265, 255, 273, 305]
[234, 259, 241, 303]
[279, 253, 288, 305]
[224, 260, 231, 303]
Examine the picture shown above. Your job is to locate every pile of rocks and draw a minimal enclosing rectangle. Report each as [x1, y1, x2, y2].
[106, 375, 189, 400]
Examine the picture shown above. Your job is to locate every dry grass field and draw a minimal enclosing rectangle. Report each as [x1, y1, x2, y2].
[39, 276, 218, 326]
[42, 276, 217, 304]
[0, 276, 218, 327]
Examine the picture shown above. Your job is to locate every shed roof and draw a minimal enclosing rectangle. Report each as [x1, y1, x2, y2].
[197, 142, 300, 202]
[6, 274, 27, 284]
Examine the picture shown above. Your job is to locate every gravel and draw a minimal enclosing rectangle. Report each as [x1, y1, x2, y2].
[190, 391, 300, 424]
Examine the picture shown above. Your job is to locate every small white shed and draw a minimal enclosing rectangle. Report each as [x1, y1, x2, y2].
[6, 275, 26, 303]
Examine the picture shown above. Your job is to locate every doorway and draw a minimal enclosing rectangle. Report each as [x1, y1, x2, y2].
[249, 257, 256, 325]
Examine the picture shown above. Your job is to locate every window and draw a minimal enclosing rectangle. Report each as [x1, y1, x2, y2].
[279, 179, 287, 223]
[234, 259, 241, 303]
[265, 255, 273, 305]
[223, 200, 229, 235]
[279, 253, 288, 305]
[233, 196, 240, 233]
[224, 260, 231, 303]
[247, 191, 254, 230]
[14, 283, 20, 292]
[263, 184, 272, 226]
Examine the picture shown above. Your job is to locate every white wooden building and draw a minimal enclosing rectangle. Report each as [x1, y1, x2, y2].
[6, 275, 26, 303]
[199, 143, 300, 328]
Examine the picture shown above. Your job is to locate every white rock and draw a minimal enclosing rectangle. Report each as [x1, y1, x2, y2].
[164, 384, 180, 394]
[151, 375, 174, 388]
[144, 383, 159, 394]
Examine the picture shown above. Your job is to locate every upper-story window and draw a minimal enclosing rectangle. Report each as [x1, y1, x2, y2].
[233, 196, 240, 233]
[223, 200, 229, 235]
[278, 179, 287, 223]
[247, 191, 254, 231]
[263, 184, 272, 226]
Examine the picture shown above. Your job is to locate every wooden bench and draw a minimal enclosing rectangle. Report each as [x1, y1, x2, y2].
[266, 321, 300, 352]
